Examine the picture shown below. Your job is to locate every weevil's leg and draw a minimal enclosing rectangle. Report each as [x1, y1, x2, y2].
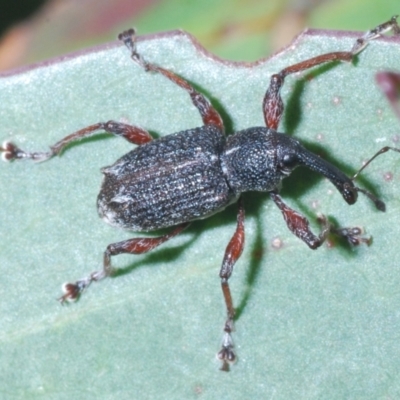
[270, 192, 370, 248]
[0, 121, 152, 162]
[58, 222, 190, 303]
[217, 197, 245, 371]
[263, 16, 400, 130]
[270, 192, 328, 249]
[118, 29, 224, 131]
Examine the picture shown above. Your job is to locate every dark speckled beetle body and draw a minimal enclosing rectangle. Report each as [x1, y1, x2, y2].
[97, 125, 326, 231]
[98, 125, 236, 231]
[2, 18, 400, 371]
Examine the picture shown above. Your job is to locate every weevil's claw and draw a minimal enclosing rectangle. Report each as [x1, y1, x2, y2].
[118, 28, 136, 51]
[58, 282, 82, 304]
[1, 141, 26, 161]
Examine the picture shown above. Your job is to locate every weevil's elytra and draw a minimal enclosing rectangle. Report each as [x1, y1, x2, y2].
[98, 124, 235, 231]
[2, 17, 400, 371]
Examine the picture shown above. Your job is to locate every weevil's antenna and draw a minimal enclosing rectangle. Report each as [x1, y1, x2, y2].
[351, 146, 400, 211]
[354, 187, 386, 211]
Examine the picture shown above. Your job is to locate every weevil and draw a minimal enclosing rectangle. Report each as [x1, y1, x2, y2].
[2, 17, 400, 371]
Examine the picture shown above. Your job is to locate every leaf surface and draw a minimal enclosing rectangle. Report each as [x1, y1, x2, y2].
[1, 29, 400, 399]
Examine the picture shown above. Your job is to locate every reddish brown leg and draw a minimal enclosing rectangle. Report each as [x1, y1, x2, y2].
[1, 120, 152, 162]
[59, 222, 190, 303]
[118, 29, 224, 131]
[270, 192, 370, 248]
[217, 197, 245, 371]
[263, 16, 400, 129]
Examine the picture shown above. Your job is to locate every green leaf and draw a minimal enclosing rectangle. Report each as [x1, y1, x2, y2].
[1, 29, 400, 399]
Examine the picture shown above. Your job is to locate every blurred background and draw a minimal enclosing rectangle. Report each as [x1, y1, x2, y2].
[0, 0, 398, 71]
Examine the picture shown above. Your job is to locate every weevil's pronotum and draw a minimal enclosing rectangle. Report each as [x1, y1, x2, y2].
[2, 17, 400, 371]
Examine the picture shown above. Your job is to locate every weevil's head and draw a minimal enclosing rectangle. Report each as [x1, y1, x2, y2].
[222, 128, 384, 210]
[274, 132, 359, 205]
[275, 132, 386, 211]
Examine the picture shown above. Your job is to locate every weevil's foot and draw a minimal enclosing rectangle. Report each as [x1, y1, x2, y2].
[1, 141, 53, 162]
[1, 141, 27, 161]
[58, 282, 83, 303]
[118, 28, 136, 50]
[317, 216, 371, 246]
[58, 270, 106, 304]
[118, 28, 150, 71]
[217, 330, 236, 372]
[332, 226, 371, 246]
[352, 15, 400, 54]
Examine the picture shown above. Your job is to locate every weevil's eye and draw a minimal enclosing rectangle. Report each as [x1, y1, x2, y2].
[281, 153, 299, 170]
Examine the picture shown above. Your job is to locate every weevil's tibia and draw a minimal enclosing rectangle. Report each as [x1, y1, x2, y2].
[270, 192, 329, 249]
[58, 223, 190, 303]
[263, 15, 400, 130]
[118, 29, 225, 131]
[270, 192, 371, 248]
[217, 198, 245, 371]
[1, 121, 153, 162]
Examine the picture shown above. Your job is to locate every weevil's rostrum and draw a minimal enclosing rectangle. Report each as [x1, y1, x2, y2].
[2, 17, 400, 371]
